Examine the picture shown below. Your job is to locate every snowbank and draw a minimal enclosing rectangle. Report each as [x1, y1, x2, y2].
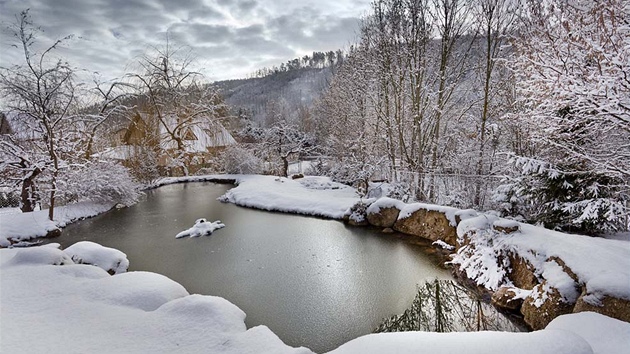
[547, 312, 630, 354]
[2, 244, 629, 354]
[0, 244, 312, 354]
[329, 329, 593, 354]
[218, 175, 360, 219]
[0, 202, 114, 247]
[64, 241, 129, 274]
[152, 174, 360, 219]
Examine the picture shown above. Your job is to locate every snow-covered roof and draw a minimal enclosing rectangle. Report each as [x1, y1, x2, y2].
[159, 120, 236, 152]
[96, 145, 139, 160]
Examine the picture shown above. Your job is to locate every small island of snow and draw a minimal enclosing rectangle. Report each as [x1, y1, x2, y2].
[175, 218, 226, 239]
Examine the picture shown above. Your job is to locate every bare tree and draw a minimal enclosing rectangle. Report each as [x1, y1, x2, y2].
[130, 38, 228, 176]
[0, 10, 78, 220]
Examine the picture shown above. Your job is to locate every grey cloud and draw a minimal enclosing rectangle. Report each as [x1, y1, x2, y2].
[170, 23, 234, 45]
[0, 0, 369, 81]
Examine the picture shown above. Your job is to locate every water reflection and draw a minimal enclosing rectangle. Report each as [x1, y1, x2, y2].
[376, 279, 523, 333]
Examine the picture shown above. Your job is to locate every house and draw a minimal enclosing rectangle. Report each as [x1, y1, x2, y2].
[101, 111, 236, 175]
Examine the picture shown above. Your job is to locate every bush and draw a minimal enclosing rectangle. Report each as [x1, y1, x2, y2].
[218, 145, 264, 174]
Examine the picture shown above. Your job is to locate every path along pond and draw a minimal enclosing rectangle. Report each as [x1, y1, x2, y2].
[53, 182, 457, 352]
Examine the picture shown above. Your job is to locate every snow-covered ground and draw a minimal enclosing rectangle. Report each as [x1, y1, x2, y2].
[0, 201, 115, 247]
[2, 244, 628, 354]
[330, 311, 630, 354]
[218, 175, 360, 219]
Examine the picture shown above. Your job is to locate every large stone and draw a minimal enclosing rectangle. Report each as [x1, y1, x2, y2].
[521, 281, 575, 330]
[508, 253, 539, 290]
[46, 228, 62, 238]
[574, 290, 630, 323]
[366, 207, 401, 228]
[393, 209, 457, 246]
[491, 286, 523, 311]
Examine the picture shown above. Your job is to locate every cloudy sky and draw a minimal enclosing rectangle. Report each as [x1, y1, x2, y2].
[0, 0, 371, 82]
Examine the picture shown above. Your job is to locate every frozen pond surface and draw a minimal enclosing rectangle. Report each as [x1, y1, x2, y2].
[55, 182, 451, 352]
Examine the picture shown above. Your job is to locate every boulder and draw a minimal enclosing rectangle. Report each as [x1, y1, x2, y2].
[508, 253, 539, 290]
[492, 219, 520, 234]
[46, 228, 62, 238]
[521, 281, 575, 330]
[393, 208, 457, 246]
[491, 286, 523, 311]
[366, 207, 401, 228]
[573, 290, 630, 323]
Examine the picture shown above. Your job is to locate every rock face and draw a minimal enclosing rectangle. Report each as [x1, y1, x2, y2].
[366, 207, 401, 228]
[508, 253, 539, 290]
[574, 291, 630, 323]
[521, 282, 575, 330]
[393, 209, 457, 246]
[491, 287, 523, 311]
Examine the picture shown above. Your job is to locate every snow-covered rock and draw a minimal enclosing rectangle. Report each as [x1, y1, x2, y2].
[64, 241, 129, 274]
[365, 197, 405, 228]
[176, 218, 226, 239]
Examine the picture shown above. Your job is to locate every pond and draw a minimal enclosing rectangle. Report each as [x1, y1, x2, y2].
[53, 182, 454, 352]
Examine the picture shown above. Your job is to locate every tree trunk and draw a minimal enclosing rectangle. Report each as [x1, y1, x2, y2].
[281, 156, 289, 177]
[20, 175, 38, 212]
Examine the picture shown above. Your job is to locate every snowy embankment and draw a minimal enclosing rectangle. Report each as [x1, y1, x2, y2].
[0, 202, 114, 247]
[218, 175, 360, 219]
[2, 244, 629, 354]
[453, 215, 630, 300]
[451, 214, 630, 327]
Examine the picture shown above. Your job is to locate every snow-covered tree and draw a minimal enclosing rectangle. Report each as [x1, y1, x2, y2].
[504, 0, 630, 232]
[130, 39, 229, 176]
[0, 10, 141, 216]
[0, 10, 78, 220]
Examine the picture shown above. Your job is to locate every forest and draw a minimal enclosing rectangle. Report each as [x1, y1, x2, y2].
[1, 0, 628, 235]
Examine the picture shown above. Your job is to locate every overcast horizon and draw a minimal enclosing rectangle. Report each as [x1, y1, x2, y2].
[0, 0, 371, 83]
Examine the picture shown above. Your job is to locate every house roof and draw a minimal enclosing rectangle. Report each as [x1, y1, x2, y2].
[157, 114, 236, 153]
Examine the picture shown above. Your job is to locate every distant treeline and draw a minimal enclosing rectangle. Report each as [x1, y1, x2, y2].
[247, 50, 345, 79]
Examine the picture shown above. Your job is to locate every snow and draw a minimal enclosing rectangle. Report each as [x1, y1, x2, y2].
[329, 328, 593, 354]
[432, 240, 455, 251]
[175, 218, 226, 238]
[512, 223, 630, 302]
[0, 201, 114, 246]
[453, 214, 630, 302]
[331, 312, 630, 354]
[64, 241, 129, 274]
[0, 244, 312, 354]
[546, 312, 630, 354]
[492, 218, 520, 230]
[218, 175, 360, 219]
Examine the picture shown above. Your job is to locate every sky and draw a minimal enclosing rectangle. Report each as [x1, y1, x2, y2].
[0, 0, 371, 83]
